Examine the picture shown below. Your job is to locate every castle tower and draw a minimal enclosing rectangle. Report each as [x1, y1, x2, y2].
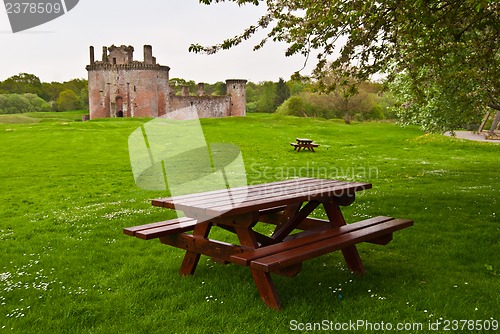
[226, 79, 247, 116]
[86, 45, 170, 119]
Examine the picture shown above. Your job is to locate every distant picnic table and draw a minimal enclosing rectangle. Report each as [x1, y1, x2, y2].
[124, 178, 413, 309]
[291, 138, 319, 152]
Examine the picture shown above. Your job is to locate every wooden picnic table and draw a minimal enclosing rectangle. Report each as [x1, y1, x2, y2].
[291, 138, 319, 152]
[124, 178, 412, 309]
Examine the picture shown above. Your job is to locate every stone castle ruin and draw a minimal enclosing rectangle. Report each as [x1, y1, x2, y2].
[86, 45, 247, 120]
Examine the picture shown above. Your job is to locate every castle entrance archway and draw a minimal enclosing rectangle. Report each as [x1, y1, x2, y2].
[116, 97, 123, 117]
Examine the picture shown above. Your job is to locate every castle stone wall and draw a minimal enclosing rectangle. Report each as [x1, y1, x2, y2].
[168, 95, 231, 119]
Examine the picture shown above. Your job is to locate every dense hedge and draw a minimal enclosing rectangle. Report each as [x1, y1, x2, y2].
[0, 93, 51, 114]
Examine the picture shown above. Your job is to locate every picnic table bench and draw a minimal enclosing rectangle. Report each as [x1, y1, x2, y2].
[290, 138, 319, 152]
[124, 178, 413, 309]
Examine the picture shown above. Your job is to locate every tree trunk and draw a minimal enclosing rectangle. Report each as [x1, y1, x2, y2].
[489, 110, 500, 135]
[343, 97, 351, 124]
[478, 112, 490, 132]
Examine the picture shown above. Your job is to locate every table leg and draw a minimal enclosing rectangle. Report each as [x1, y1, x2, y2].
[323, 201, 365, 274]
[250, 269, 282, 310]
[179, 221, 212, 276]
[234, 225, 283, 309]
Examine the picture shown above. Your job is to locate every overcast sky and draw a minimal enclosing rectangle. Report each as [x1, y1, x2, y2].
[0, 0, 315, 83]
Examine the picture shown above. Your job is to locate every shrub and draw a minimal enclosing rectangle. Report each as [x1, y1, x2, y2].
[23, 93, 51, 112]
[56, 90, 81, 111]
[0, 93, 52, 114]
[0, 94, 31, 114]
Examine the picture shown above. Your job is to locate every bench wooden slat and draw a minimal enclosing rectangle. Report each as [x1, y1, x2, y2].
[123, 217, 197, 240]
[136, 220, 198, 240]
[230, 216, 395, 266]
[123, 217, 194, 236]
[250, 218, 413, 272]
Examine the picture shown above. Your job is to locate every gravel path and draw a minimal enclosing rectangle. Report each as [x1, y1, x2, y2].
[444, 131, 500, 144]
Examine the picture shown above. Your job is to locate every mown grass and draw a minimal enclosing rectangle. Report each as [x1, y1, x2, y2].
[0, 112, 498, 333]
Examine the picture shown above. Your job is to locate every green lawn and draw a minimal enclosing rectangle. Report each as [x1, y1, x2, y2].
[0, 112, 498, 333]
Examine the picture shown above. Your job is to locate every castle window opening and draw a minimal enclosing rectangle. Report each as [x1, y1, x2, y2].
[113, 58, 116, 65]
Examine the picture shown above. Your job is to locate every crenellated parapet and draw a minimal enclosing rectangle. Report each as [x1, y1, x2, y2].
[86, 62, 170, 72]
[225, 79, 248, 85]
[87, 44, 169, 71]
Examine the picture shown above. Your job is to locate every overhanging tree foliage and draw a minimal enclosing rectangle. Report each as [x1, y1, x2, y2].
[191, 0, 499, 132]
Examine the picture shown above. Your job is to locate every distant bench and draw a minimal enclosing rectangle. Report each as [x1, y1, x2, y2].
[291, 138, 319, 152]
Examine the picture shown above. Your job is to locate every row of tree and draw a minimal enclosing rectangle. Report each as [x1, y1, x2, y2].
[0, 73, 88, 114]
[247, 77, 396, 123]
[276, 81, 396, 122]
[191, 0, 499, 133]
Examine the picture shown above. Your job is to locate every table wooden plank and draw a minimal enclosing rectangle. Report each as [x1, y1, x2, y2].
[154, 178, 326, 208]
[158, 179, 369, 212]
[170, 178, 326, 208]
[172, 181, 350, 214]
[152, 178, 310, 207]
[184, 181, 371, 218]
